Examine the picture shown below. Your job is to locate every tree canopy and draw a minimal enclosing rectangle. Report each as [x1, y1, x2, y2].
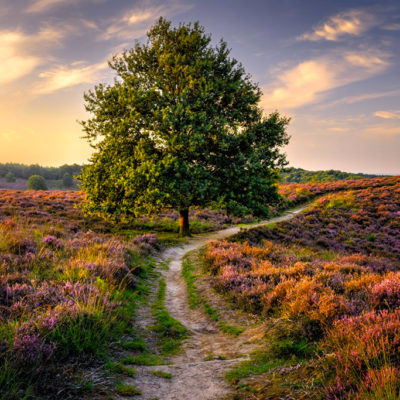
[281, 167, 380, 183]
[79, 18, 290, 236]
[26, 175, 48, 191]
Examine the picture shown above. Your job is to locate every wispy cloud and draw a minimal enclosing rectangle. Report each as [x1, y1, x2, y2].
[374, 110, 400, 120]
[34, 61, 108, 94]
[0, 26, 66, 85]
[102, 0, 193, 40]
[261, 49, 390, 110]
[323, 88, 400, 107]
[25, 0, 104, 14]
[382, 23, 400, 31]
[364, 125, 400, 136]
[0, 32, 40, 85]
[298, 9, 376, 41]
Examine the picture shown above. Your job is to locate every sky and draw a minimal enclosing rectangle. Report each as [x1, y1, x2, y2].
[0, 0, 399, 174]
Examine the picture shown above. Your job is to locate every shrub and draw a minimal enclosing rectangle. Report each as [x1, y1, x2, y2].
[5, 172, 16, 182]
[62, 172, 73, 187]
[26, 175, 48, 190]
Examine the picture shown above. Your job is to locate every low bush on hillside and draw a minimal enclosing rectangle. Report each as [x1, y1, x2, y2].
[204, 177, 400, 398]
[0, 191, 161, 398]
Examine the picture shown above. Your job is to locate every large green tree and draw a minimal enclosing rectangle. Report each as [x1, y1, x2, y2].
[79, 18, 290, 236]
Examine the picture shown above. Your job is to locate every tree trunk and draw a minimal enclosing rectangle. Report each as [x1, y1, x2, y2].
[179, 209, 191, 237]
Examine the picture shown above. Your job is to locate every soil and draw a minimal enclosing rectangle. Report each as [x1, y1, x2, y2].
[115, 206, 307, 400]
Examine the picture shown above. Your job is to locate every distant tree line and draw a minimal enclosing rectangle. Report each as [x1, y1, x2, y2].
[0, 163, 83, 181]
[281, 167, 382, 183]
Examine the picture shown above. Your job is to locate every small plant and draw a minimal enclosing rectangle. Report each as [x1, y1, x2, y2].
[110, 362, 136, 377]
[121, 338, 147, 352]
[122, 354, 165, 366]
[114, 383, 142, 396]
[151, 279, 188, 355]
[151, 370, 172, 379]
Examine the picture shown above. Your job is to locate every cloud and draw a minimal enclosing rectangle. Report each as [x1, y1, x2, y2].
[0, 32, 40, 85]
[383, 23, 400, 31]
[298, 9, 376, 41]
[345, 52, 388, 69]
[364, 125, 400, 136]
[261, 49, 390, 110]
[261, 60, 335, 109]
[0, 19, 100, 87]
[102, 0, 194, 40]
[0, 26, 65, 86]
[373, 110, 400, 120]
[322, 88, 400, 107]
[25, 0, 104, 13]
[26, 0, 66, 13]
[34, 61, 108, 94]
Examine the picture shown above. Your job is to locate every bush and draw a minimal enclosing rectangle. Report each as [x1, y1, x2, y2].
[5, 172, 16, 183]
[26, 175, 48, 190]
[62, 172, 73, 187]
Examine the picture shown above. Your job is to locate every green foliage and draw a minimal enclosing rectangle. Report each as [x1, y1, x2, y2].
[114, 383, 142, 396]
[62, 172, 73, 187]
[121, 338, 147, 352]
[79, 18, 290, 230]
[109, 362, 136, 377]
[26, 175, 48, 190]
[225, 351, 289, 383]
[0, 163, 82, 180]
[122, 354, 164, 366]
[182, 259, 202, 309]
[152, 278, 188, 355]
[49, 312, 116, 356]
[151, 370, 172, 379]
[5, 172, 16, 183]
[218, 321, 245, 336]
[281, 167, 380, 183]
[182, 255, 244, 335]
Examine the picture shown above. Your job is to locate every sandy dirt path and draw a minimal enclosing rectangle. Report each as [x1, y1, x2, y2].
[117, 205, 307, 400]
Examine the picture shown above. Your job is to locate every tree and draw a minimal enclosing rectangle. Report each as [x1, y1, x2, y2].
[62, 172, 73, 187]
[79, 18, 290, 236]
[27, 175, 48, 190]
[5, 172, 16, 183]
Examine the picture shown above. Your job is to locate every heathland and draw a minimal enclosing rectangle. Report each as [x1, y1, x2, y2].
[0, 175, 399, 399]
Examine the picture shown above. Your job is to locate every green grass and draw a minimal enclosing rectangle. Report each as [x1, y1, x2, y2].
[203, 302, 220, 321]
[107, 362, 137, 377]
[226, 351, 290, 383]
[218, 321, 245, 337]
[158, 259, 170, 270]
[122, 354, 165, 366]
[114, 383, 142, 396]
[151, 279, 188, 355]
[121, 338, 147, 352]
[182, 258, 202, 308]
[182, 254, 245, 336]
[151, 370, 172, 379]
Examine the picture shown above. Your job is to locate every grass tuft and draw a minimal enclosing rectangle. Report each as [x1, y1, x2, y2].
[151, 279, 188, 355]
[114, 383, 142, 396]
[151, 370, 173, 379]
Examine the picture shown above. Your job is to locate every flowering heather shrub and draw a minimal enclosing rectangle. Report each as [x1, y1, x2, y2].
[0, 189, 163, 398]
[131, 233, 161, 256]
[371, 272, 400, 310]
[235, 180, 400, 266]
[43, 235, 63, 249]
[324, 309, 400, 399]
[204, 177, 400, 398]
[278, 176, 399, 206]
